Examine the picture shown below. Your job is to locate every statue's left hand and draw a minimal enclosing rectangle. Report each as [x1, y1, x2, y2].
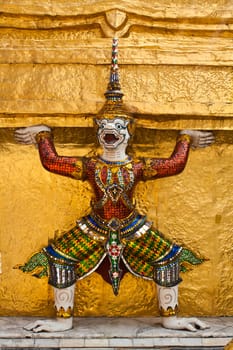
[161, 316, 210, 332]
[23, 317, 73, 332]
[14, 125, 51, 145]
[180, 130, 215, 149]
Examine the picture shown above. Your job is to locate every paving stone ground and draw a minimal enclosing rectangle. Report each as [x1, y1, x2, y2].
[0, 317, 232, 349]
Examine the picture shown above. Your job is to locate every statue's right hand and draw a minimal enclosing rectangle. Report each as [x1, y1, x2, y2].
[14, 125, 51, 145]
[24, 317, 73, 332]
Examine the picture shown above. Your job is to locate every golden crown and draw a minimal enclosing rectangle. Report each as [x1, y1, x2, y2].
[95, 38, 135, 133]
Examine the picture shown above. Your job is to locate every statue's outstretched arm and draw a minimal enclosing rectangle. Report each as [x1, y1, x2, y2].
[24, 284, 75, 332]
[180, 130, 215, 149]
[143, 130, 214, 180]
[14, 125, 51, 145]
[15, 125, 83, 179]
[157, 285, 209, 332]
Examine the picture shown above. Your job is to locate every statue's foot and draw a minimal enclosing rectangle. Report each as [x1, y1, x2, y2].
[24, 318, 73, 332]
[161, 316, 210, 332]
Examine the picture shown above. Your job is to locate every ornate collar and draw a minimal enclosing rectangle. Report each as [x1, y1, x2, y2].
[98, 156, 132, 166]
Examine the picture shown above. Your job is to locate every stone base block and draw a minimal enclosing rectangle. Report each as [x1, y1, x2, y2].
[0, 317, 232, 349]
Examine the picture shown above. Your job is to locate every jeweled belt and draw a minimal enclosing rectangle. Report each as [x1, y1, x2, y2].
[76, 210, 152, 242]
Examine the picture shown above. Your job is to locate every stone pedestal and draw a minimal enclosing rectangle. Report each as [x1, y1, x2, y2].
[0, 0, 233, 331]
[0, 317, 232, 349]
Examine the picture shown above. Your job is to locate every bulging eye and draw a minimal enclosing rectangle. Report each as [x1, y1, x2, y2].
[100, 122, 106, 129]
[116, 123, 123, 130]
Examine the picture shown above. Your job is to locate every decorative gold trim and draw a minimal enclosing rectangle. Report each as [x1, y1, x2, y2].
[77, 219, 107, 242]
[176, 134, 192, 143]
[71, 159, 84, 180]
[142, 158, 158, 180]
[35, 131, 52, 142]
[152, 247, 183, 266]
[49, 245, 79, 262]
[55, 306, 73, 318]
[90, 210, 138, 231]
[159, 304, 179, 317]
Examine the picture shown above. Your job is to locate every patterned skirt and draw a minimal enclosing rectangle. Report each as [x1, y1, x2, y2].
[18, 211, 204, 294]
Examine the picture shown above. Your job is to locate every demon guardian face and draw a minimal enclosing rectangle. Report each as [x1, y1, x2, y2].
[96, 118, 130, 150]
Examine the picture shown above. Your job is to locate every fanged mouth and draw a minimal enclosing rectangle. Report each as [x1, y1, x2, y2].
[104, 133, 119, 144]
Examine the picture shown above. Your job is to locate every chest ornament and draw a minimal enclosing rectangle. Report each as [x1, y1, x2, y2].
[93, 159, 135, 209]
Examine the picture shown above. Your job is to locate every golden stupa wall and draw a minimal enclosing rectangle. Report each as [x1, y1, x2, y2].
[0, 1, 232, 318]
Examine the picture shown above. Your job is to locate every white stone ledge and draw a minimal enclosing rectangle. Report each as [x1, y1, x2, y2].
[0, 317, 232, 349]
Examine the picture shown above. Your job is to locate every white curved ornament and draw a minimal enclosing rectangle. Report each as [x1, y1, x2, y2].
[54, 284, 75, 317]
[157, 285, 178, 316]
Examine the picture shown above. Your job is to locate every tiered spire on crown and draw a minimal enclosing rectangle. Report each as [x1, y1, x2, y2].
[104, 38, 124, 102]
[96, 38, 134, 123]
